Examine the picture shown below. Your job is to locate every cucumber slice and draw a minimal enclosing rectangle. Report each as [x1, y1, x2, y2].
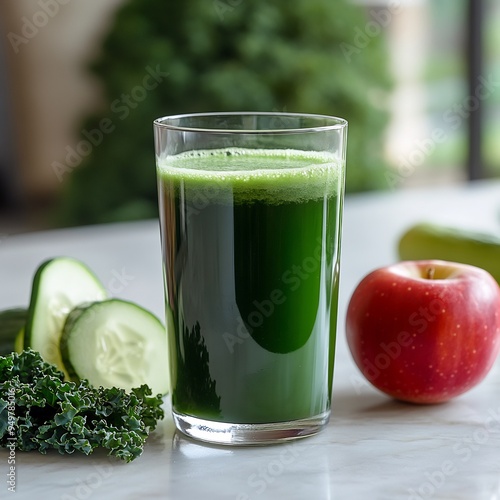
[25, 257, 107, 374]
[0, 308, 28, 355]
[60, 299, 169, 396]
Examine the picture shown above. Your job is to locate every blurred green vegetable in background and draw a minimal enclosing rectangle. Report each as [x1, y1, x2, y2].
[57, 0, 392, 226]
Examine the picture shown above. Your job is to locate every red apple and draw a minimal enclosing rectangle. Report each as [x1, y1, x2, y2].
[346, 260, 500, 404]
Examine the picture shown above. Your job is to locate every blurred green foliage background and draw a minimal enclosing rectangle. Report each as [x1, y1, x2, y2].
[57, 0, 392, 226]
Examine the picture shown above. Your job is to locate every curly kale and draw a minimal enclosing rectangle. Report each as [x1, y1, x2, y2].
[0, 350, 164, 462]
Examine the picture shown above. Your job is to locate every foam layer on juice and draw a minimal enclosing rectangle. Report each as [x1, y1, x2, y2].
[157, 148, 342, 204]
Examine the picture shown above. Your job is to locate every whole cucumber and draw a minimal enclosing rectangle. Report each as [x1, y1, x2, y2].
[398, 222, 500, 284]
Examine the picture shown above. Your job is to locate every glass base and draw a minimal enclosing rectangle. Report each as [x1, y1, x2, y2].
[172, 409, 331, 446]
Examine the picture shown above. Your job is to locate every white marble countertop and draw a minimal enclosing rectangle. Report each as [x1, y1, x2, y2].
[1, 180, 500, 500]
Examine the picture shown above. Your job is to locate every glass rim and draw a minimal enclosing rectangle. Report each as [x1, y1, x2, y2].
[153, 111, 348, 135]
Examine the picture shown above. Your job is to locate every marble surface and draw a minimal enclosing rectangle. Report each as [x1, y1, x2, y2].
[1, 180, 500, 499]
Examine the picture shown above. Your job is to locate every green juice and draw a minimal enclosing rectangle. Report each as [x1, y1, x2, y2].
[158, 148, 343, 424]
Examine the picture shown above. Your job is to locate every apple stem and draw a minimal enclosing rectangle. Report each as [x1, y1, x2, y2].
[426, 267, 435, 280]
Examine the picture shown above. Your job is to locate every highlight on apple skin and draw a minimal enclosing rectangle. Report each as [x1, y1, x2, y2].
[346, 260, 500, 404]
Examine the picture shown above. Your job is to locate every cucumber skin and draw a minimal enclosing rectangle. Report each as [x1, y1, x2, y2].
[59, 302, 90, 382]
[0, 308, 28, 355]
[398, 223, 500, 283]
[24, 258, 55, 349]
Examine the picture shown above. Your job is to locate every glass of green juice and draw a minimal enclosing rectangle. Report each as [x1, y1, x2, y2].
[154, 112, 347, 445]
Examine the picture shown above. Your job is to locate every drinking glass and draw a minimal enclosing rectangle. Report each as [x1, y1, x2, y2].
[154, 112, 347, 445]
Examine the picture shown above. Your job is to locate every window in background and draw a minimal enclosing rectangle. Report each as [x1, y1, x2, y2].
[384, 0, 499, 188]
[484, 0, 500, 178]
[384, 0, 467, 188]
[423, 0, 467, 184]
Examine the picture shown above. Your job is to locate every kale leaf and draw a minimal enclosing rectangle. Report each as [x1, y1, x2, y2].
[0, 349, 164, 462]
